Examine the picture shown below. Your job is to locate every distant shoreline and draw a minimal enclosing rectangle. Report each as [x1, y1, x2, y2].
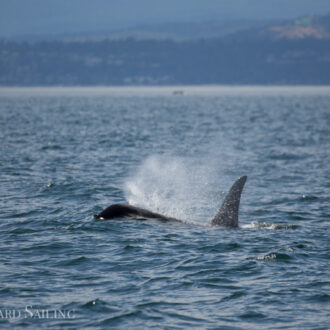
[1, 85, 330, 97]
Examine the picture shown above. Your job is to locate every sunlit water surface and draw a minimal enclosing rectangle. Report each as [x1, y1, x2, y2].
[0, 86, 329, 328]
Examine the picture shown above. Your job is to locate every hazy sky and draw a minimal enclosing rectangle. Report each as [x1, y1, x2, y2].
[1, 0, 330, 36]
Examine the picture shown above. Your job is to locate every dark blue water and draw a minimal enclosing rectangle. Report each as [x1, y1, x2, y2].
[0, 86, 329, 329]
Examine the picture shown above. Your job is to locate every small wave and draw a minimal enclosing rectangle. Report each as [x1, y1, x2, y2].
[242, 221, 298, 230]
[59, 256, 90, 266]
[306, 293, 330, 303]
[136, 299, 186, 309]
[299, 194, 319, 201]
[39, 182, 55, 192]
[8, 227, 39, 235]
[221, 291, 247, 302]
[101, 310, 143, 325]
[40, 144, 63, 151]
[239, 311, 266, 319]
[256, 252, 292, 262]
[80, 298, 118, 314]
[180, 219, 210, 227]
[24, 241, 73, 252]
[82, 298, 108, 309]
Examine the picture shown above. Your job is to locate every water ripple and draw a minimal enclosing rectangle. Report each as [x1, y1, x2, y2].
[0, 87, 329, 328]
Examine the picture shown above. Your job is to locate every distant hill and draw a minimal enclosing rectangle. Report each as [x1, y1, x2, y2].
[104, 12, 330, 41]
[3, 0, 330, 37]
[8, 19, 275, 43]
[1, 13, 329, 86]
[255, 12, 330, 40]
[9, 12, 329, 43]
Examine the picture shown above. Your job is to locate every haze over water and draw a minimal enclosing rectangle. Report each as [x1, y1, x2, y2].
[0, 86, 329, 328]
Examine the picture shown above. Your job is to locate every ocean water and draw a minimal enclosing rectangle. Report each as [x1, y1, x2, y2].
[0, 86, 329, 329]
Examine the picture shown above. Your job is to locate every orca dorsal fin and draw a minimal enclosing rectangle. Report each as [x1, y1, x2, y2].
[211, 176, 247, 227]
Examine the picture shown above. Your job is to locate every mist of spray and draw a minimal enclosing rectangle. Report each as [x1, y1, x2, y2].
[123, 155, 225, 223]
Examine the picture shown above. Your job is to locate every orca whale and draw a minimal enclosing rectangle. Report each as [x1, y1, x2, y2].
[94, 176, 247, 227]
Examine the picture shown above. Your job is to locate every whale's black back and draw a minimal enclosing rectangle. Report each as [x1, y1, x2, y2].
[95, 204, 181, 223]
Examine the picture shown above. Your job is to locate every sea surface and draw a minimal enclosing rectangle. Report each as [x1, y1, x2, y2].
[0, 86, 329, 329]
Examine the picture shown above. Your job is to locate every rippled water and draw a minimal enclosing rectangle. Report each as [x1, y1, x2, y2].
[0, 86, 329, 329]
